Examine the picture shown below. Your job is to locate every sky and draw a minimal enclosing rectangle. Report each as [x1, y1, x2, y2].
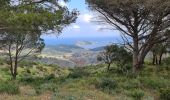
[43, 0, 120, 39]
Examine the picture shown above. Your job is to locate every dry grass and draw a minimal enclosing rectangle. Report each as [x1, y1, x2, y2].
[0, 92, 52, 100]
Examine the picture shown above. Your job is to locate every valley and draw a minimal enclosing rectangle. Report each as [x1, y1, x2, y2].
[38, 43, 104, 67]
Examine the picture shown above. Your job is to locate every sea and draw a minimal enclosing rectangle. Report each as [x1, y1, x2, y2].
[43, 37, 119, 49]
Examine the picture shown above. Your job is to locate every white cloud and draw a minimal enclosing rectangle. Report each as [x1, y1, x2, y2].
[83, 14, 92, 22]
[72, 25, 80, 29]
[58, 0, 67, 7]
[79, 14, 93, 23]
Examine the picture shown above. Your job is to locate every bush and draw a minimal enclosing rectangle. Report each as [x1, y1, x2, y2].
[1, 67, 9, 72]
[35, 83, 58, 95]
[162, 57, 170, 70]
[18, 60, 35, 67]
[0, 81, 19, 94]
[160, 88, 170, 100]
[95, 77, 117, 91]
[0, 58, 6, 65]
[162, 57, 170, 65]
[127, 89, 144, 100]
[20, 74, 35, 83]
[68, 68, 89, 79]
[123, 79, 140, 90]
[36, 66, 45, 71]
[116, 63, 132, 75]
[140, 77, 168, 90]
[44, 74, 55, 81]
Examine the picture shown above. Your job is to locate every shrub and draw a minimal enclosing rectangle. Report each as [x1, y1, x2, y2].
[35, 83, 58, 95]
[160, 88, 170, 100]
[116, 63, 132, 75]
[18, 60, 34, 67]
[0, 58, 6, 65]
[20, 74, 34, 83]
[26, 69, 31, 74]
[140, 77, 168, 90]
[36, 66, 45, 71]
[44, 74, 55, 81]
[0, 81, 19, 94]
[127, 89, 144, 100]
[95, 77, 117, 91]
[162, 57, 170, 65]
[123, 79, 140, 90]
[1, 67, 9, 72]
[162, 57, 170, 70]
[68, 68, 89, 79]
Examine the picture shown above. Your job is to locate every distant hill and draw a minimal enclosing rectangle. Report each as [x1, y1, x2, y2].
[39, 44, 104, 67]
[44, 44, 84, 53]
[90, 46, 105, 51]
[75, 41, 93, 46]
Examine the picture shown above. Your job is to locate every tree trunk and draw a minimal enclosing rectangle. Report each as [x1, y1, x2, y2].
[155, 56, 158, 65]
[8, 45, 16, 79]
[158, 52, 163, 65]
[12, 42, 19, 80]
[13, 48, 19, 79]
[132, 38, 139, 73]
[133, 52, 139, 72]
[152, 52, 156, 65]
[12, 73, 17, 80]
[133, 41, 153, 73]
[107, 63, 111, 71]
[13, 60, 18, 80]
[137, 53, 146, 70]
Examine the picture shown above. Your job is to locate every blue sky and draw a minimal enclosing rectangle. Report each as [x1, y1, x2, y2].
[43, 0, 120, 39]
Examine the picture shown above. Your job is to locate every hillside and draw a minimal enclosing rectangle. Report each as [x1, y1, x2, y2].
[0, 0, 170, 100]
[0, 57, 170, 100]
[38, 44, 101, 67]
[44, 44, 84, 53]
[90, 46, 105, 51]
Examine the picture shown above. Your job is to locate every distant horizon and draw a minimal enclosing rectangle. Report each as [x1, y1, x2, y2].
[42, 0, 121, 50]
[43, 0, 120, 42]
[43, 36, 120, 49]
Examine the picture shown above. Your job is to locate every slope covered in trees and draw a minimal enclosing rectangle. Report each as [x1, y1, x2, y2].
[0, 0, 170, 100]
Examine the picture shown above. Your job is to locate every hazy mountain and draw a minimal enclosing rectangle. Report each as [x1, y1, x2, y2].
[43, 44, 84, 53]
[75, 41, 94, 46]
[90, 46, 105, 51]
[39, 44, 104, 67]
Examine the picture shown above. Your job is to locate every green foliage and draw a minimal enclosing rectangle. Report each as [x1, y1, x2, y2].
[140, 77, 169, 90]
[0, 57, 170, 99]
[123, 79, 140, 90]
[116, 63, 132, 75]
[95, 77, 117, 91]
[18, 60, 36, 67]
[0, 81, 19, 94]
[1, 67, 9, 72]
[44, 74, 55, 81]
[127, 89, 145, 100]
[36, 66, 47, 72]
[0, 58, 6, 65]
[35, 83, 58, 95]
[160, 88, 170, 100]
[0, 0, 78, 79]
[163, 57, 170, 70]
[98, 44, 132, 72]
[20, 75, 58, 95]
[163, 57, 170, 66]
[68, 68, 90, 79]
[20, 74, 35, 83]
